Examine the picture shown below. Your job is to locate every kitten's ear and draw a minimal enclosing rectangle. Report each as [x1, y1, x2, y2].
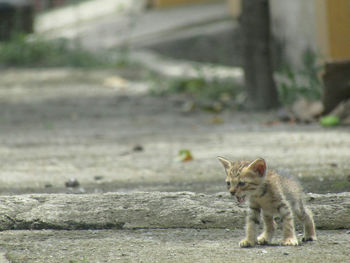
[217, 156, 232, 170]
[247, 158, 266, 177]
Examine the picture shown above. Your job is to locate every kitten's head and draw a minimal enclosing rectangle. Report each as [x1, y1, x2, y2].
[217, 157, 267, 203]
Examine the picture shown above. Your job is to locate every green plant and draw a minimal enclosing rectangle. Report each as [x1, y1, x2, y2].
[0, 34, 115, 68]
[149, 63, 244, 111]
[69, 258, 89, 263]
[277, 49, 323, 105]
[150, 74, 244, 111]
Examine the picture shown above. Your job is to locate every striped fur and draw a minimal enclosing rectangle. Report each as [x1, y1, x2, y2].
[218, 157, 317, 247]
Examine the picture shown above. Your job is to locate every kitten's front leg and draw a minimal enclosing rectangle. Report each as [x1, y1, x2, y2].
[257, 214, 275, 245]
[239, 207, 260, 247]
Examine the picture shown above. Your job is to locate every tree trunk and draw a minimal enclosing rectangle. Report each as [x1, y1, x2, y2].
[241, 0, 279, 110]
[0, 3, 34, 41]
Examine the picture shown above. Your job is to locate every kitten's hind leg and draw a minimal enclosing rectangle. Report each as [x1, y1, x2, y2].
[296, 203, 317, 242]
[280, 204, 299, 246]
[257, 214, 275, 245]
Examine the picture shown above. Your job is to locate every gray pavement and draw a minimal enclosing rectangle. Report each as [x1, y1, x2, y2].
[0, 2, 350, 260]
[0, 66, 350, 262]
[1, 68, 350, 195]
[1, 229, 350, 263]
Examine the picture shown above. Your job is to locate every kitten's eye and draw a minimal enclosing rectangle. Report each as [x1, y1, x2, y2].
[226, 181, 231, 187]
[238, 182, 246, 187]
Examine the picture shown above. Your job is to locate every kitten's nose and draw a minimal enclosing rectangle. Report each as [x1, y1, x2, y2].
[230, 190, 236, 196]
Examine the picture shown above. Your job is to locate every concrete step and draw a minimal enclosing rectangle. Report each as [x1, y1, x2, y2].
[1, 192, 349, 231]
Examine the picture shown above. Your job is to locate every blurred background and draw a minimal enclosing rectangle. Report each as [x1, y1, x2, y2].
[0, 0, 350, 195]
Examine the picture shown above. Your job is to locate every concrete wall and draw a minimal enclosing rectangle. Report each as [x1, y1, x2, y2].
[228, 0, 350, 68]
[269, 0, 319, 68]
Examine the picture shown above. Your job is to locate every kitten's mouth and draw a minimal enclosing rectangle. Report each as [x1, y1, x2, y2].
[236, 195, 246, 203]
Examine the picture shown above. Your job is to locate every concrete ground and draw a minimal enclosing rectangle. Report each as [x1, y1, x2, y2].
[1, 68, 350, 195]
[1, 229, 350, 263]
[0, 2, 349, 262]
[0, 67, 350, 262]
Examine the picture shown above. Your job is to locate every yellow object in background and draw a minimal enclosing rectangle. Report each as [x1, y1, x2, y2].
[326, 0, 350, 60]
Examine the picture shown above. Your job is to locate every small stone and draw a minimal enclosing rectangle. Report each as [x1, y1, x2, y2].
[181, 101, 196, 113]
[283, 252, 289, 256]
[261, 249, 268, 254]
[65, 178, 80, 188]
[94, 175, 104, 181]
[277, 108, 292, 122]
[308, 196, 315, 201]
[225, 228, 230, 232]
[133, 144, 144, 152]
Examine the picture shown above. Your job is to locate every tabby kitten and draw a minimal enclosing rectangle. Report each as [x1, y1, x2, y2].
[218, 157, 317, 247]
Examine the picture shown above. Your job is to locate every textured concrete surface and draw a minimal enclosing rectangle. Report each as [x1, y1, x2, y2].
[1, 68, 350, 196]
[1, 68, 350, 262]
[0, 1, 348, 261]
[0, 229, 349, 263]
[0, 192, 350, 231]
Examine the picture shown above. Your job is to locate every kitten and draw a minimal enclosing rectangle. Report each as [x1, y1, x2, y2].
[218, 157, 317, 247]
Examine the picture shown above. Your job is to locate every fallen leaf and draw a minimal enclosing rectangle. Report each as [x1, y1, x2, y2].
[104, 76, 129, 88]
[200, 102, 223, 113]
[181, 101, 196, 113]
[209, 116, 224, 125]
[177, 149, 193, 162]
[320, 115, 340, 127]
[263, 120, 280, 126]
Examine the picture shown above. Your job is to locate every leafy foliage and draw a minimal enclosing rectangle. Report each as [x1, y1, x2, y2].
[0, 35, 114, 68]
[150, 74, 244, 111]
[277, 49, 323, 105]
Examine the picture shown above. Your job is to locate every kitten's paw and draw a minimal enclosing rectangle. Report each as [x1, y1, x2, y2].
[257, 235, 270, 245]
[282, 238, 299, 246]
[239, 239, 255, 248]
[302, 235, 317, 242]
